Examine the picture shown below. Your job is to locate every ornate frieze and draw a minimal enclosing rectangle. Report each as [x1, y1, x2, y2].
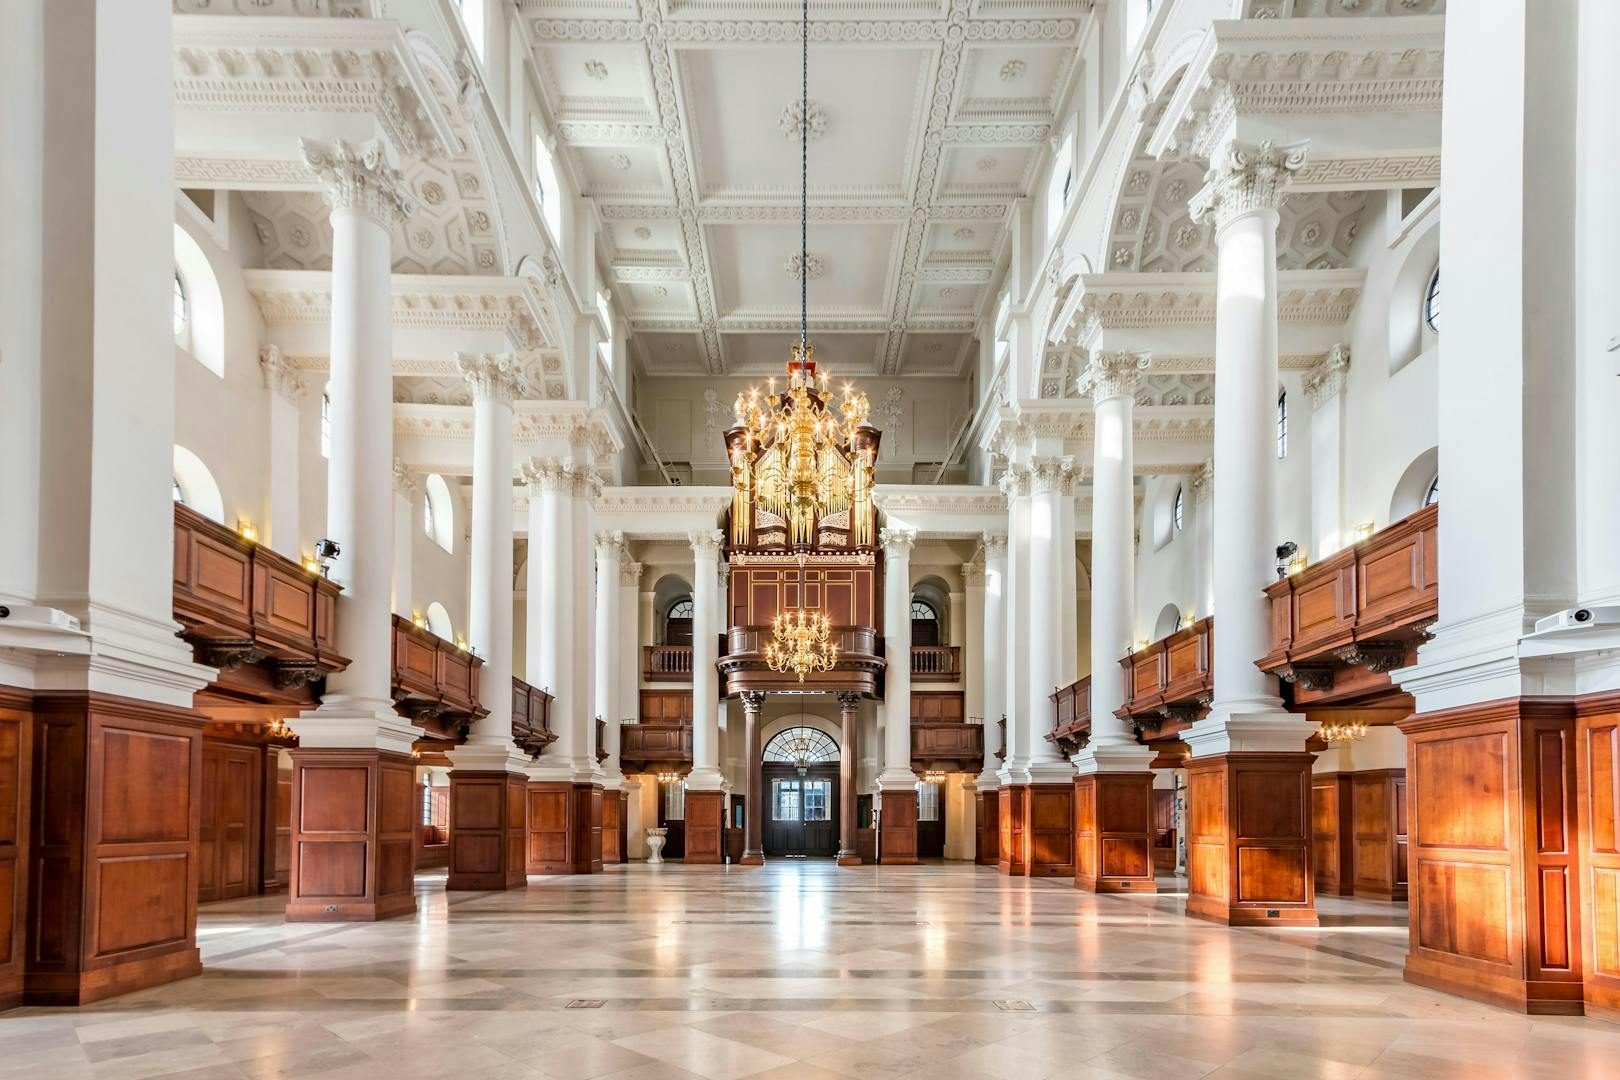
[1302, 343, 1351, 407]
[1076, 350, 1150, 401]
[392, 457, 417, 498]
[1188, 139, 1308, 231]
[1191, 459, 1214, 505]
[620, 558, 644, 588]
[259, 344, 306, 402]
[523, 457, 600, 500]
[457, 352, 527, 405]
[301, 137, 416, 226]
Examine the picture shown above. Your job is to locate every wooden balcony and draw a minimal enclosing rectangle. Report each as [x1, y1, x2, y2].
[910, 645, 961, 682]
[172, 502, 348, 701]
[1258, 503, 1437, 708]
[643, 644, 694, 681]
[391, 614, 486, 740]
[1118, 616, 1214, 738]
[1048, 675, 1091, 757]
[511, 678, 556, 757]
[719, 625, 883, 696]
[910, 693, 983, 773]
[623, 689, 694, 773]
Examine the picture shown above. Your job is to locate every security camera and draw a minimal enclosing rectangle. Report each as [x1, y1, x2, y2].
[313, 538, 340, 578]
[1274, 541, 1298, 580]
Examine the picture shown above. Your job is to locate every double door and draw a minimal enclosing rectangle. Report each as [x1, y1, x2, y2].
[763, 764, 838, 857]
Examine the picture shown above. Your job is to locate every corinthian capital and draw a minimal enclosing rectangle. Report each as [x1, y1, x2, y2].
[996, 464, 1030, 498]
[1188, 139, 1308, 232]
[1076, 350, 1150, 402]
[594, 530, 625, 561]
[880, 526, 917, 559]
[1302, 343, 1351, 407]
[981, 530, 1008, 559]
[393, 457, 417, 498]
[301, 137, 416, 226]
[1030, 455, 1074, 495]
[689, 529, 724, 561]
[458, 352, 527, 404]
[259, 344, 306, 403]
[620, 558, 644, 587]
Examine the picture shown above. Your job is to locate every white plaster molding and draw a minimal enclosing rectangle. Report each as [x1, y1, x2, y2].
[1302, 343, 1350, 407]
[301, 137, 416, 226]
[259, 344, 307, 402]
[457, 352, 527, 404]
[1188, 139, 1308, 232]
[1076, 350, 1149, 401]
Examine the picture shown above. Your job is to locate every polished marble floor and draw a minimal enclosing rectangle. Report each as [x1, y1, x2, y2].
[7, 862, 1620, 1079]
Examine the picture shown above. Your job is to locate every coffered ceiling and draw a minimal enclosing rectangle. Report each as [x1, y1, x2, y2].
[518, 0, 1092, 379]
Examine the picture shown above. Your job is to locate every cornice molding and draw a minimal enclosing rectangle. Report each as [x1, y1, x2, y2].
[259, 344, 306, 402]
[1302, 342, 1351, 407]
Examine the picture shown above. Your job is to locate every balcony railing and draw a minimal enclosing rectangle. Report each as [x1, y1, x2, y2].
[390, 614, 486, 736]
[1118, 617, 1214, 737]
[910, 644, 960, 682]
[1258, 502, 1437, 705]
[1048, 675, 1091, 757]
[511, 678, 556, 757]
[643, 644, 694, 680]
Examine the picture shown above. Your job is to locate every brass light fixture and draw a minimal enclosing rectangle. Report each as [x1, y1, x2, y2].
[1318, 717, 1368, 744]
[765, 552, 838, 682]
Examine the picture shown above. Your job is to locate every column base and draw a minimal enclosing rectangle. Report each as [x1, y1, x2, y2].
[879, 789, 919, 864]
[1399, 698, 1582, 1014]
[285, 746, 418, 922]
[1185, 752, 1317, 927]
[684, 790, 725, 864]
[739, 850, 765, 866]
[446, 771, 528, 892]
[835, 850, 862, 867]
[25, 691, 204, 1003]
[975, 789, 999, 866]
[997, 785, 1026, 875]
[602, 787, 625, 865]
[1023, 782, 1075, 877]
[1074, 772, 1157, 894]
[524, 781, 603, 874]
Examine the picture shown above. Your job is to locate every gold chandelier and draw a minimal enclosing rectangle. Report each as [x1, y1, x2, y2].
[1318, 717, 1368, 744]
[724, 0, 878, 550]
[765, 554, 838, 682]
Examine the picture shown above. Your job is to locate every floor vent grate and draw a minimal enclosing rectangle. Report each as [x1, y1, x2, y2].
[566, 999, 607, 1009]
[993, 1000, 1036, 1012]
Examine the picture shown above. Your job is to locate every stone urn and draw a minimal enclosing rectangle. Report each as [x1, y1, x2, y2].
[645, 827, 668, 864]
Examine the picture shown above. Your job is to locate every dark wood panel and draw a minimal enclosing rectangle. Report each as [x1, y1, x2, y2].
[447, 771, 527, 892]
[0, 692, 33, 1009]
[1075, 773, 1155, 893]
[998, 786, 1026, 875]
[1026, 784, 1074, 878]
[879, 789, 918, 865]
[198, 739, 262, 903]
[1352, 769, 1408, 900]
[1185, 753, 1317, 927]
[685, 790, 726, 865]
[1312, 773, 1355, 897]
[976, 789, 999, 866]
[1579, 699, 1620, 1017]
[286, 749, 416, 922]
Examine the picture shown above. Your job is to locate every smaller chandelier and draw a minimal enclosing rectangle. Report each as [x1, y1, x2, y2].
[655, 769, 682, 785]
[1319, 717, 1368, 744]
[922, 769, 947, 784]
[765, 608, 838, 682]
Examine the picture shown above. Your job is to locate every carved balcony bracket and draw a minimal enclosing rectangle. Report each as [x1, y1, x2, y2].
[1278, 662, 1337, 692]
[1332, 641, 1409, 675]
[193, 639, 266, 671]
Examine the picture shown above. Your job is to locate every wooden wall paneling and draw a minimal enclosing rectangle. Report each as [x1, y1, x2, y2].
[262, 748, 291, 894]
[684, 790, 726, 864]
[198, 739, 262, 903]
[26, 692, 203, 1005]
[1577, 697, 1620, 1019]
[998, 785, 1026, 875]
[1312, 773, 1355, 897]
[1074, 774, 1155, 893]
[1152, 787, 1177, 869]
[446, 772, 528, 891]
[602, 788, 623, 864]
[525, 781, 573, 873]
[1025, 784, 1074, 878]
[879, 789, 919, 865]
[285, 749, 416, 922]
[0, 692, 33, 1009]
[976, 789, 999, 866]
[1398, 699, 1583, 1014]
[1352, 769, 1408, 900]
[1185, 753, 1317, 927]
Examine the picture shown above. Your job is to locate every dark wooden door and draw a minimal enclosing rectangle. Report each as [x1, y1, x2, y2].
[658, 781, 686, 858]
[916, 782, 945, 858]
[763, 764, 839, 857]
[199, 740, 261, 902]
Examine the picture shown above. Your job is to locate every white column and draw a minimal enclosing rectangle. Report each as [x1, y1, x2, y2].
[878, 527, 918, 790]
[1027, 458, 1075, 782]
[449, 353, 527, 773]
[1177, 140, 1315, 756]
[524, 459, 579, 778]
[619, 558, 642, 725]
[961, 559, 985, 723]
[595, 530, 626, 789]
[299, 138, 417, 752]
[259, 345, 305, 560]
[999, 468, 1032, 784]
[687, 529, 724, 790]
[976, 532, 1007, 789]
[1074, 351, 1156, 773]
[1058, 483, 1079, 685]
[573, 468, 600, 781]
[390, 461, 414, 617]
[1304, 345, 1351, 555]
[1192, 459, 1214, 620]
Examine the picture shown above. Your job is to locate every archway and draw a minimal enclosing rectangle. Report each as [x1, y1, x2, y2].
[761, 725, 840, 858]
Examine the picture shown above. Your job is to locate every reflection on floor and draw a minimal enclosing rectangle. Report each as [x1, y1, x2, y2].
[6, 862, 1620, 1079]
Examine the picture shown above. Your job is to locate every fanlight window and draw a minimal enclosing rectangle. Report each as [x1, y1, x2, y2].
[1172, 485, 1184, 532]
[1423, 474, 1439, 508]
[762, 726, 839, 765]
[668, 599, 694, 619]
[173, 272, 188, 338]
[1276, 391, 1289, 459]
[1424, 267, 1441, 335]
[910, 600, 936, 623]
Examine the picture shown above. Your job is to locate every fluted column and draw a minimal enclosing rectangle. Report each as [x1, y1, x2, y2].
[687, 529, 724, 791]
[1027, 457, 1075, 782]
[451, 353, 526, 771]
[1184, 139, 1314, 756]
[836, 692, 862, 866]
[259, 345, 305, 559]
[594, 530, 626, 790]
[1074, 351, 1156, 772]
[297, 138, 416, 752]
[740, 691, 766, 865]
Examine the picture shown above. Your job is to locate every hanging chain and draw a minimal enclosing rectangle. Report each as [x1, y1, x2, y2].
[800, 0, 808, 353]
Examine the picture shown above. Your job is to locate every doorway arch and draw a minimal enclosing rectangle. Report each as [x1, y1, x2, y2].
[761, 725, 841, 858]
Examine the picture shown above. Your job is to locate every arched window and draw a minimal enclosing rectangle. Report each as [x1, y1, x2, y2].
[1423, 266, 1441, 335]
[320, 390, 332, 459]
[425, 601, 454, 641]
[1045, 133, 1075, 239]
[173, 271, 188, 338]
[763, 726, 839, 764]
[665, 597, 694, 646]
[1172, 485, 1184, 532]
[423, 473, 454, 553]
[1276, 391, 1288, 459]
[1423, 474, 1439, 508]
[172, 445, 224, 522]
[910, 599, 940, 646]
[533, 132, 561, 241]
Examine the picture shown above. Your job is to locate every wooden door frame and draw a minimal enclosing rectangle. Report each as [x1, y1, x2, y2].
[761, 763, 841, 857]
